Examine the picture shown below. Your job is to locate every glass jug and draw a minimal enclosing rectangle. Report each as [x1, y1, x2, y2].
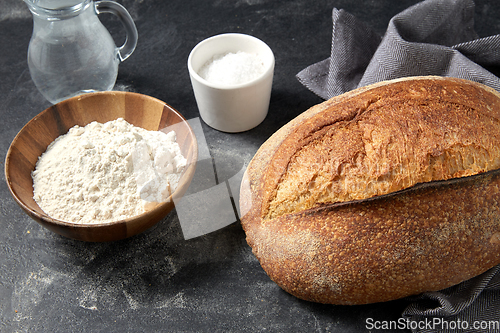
[24, 0, 138, 104]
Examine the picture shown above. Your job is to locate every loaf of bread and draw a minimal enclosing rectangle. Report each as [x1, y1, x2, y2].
[239, 76, 500, 305]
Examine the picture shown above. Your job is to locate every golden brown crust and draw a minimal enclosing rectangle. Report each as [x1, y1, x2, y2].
[264, 76, 500, 220]
[240, 76, 500, 305]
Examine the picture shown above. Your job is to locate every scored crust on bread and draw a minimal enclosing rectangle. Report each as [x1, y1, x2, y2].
[239, 76, 500, 305]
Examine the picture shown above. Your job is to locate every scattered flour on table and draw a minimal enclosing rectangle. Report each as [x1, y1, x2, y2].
[32, 118, 187, 224]
[198, 51, 265, 86]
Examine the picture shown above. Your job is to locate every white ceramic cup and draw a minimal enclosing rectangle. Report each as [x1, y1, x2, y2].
[188, 33, 275, 133]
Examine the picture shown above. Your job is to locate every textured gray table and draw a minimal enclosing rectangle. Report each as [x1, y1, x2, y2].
[1, 0, 499, 332]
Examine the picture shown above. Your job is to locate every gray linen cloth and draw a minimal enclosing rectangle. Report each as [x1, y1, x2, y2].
[297, 0, 500, 100]
[296, 0, 500, 332]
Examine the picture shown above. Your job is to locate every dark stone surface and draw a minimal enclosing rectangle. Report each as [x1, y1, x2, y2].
[1, 0, 499, 332]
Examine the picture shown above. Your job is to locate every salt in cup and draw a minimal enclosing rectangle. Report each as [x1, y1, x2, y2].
[188, 33, 275, 133]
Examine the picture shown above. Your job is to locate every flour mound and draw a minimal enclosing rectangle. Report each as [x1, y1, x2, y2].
[32, 118, 187, 224]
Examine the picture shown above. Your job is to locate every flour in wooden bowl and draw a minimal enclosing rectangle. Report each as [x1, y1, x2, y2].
[32, 118, 187, 224]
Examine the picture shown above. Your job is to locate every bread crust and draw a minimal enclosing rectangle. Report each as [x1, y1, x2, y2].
[240, 76, 500, 305]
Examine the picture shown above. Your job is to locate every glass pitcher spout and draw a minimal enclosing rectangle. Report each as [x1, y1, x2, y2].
[24, 0, 138, 104]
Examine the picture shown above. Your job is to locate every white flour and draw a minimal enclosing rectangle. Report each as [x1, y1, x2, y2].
[32, 118, 187, 224]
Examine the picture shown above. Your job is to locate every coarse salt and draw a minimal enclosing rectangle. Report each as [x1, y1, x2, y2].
[198, 51, 266, 86]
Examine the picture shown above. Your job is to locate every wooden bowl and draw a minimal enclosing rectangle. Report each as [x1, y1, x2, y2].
[5, 91, 198, 242]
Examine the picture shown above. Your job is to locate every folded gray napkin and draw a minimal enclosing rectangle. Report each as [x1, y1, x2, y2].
[402, 265, 500, 332]
[297, 0, 500, 331]
[297, 0, 500, 100]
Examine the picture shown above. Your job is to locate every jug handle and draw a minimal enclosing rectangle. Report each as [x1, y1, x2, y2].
[95, 1, 138, 62]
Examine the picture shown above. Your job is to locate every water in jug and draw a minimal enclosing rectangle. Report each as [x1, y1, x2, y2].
[24, 0, 138, 104]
